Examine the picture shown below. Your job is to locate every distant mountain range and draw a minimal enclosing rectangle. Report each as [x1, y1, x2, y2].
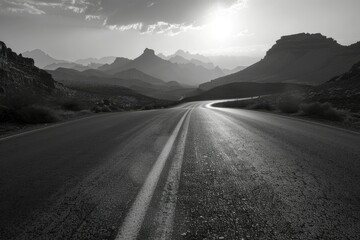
[161, 50, 212, 64]
[207, 55, 260, 70]
[167, 55, 215, 70]
[22, 49, 67, 69]
[22, 48, 249, 87]
[74, 56, 116, 66]
[48, 67, 195, 101]
[22, 49, 116, 71]
[99, 48, 224, 86]
[43, 62, 92, 71]
[1, 42, 170, 114]
[98, 57, 131, 72]
[200, 33, 360, 90]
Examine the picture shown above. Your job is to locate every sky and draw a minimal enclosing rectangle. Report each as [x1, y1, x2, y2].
[0, 0, 360, 61]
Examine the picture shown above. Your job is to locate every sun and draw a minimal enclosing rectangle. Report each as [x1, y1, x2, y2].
[206, 7, 234, 43]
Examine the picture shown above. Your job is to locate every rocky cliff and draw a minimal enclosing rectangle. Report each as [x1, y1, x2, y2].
[0, 41, 61, 98]
[200, 33, 360, 90]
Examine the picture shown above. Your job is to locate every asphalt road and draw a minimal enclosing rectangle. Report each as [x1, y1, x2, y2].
[0, 101, 359, 240]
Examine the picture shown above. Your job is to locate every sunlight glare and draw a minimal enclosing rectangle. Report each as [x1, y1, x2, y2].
[206, 7, 235, 43]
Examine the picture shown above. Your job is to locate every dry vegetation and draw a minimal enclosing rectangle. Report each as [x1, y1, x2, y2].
[213, 93, 358, 128]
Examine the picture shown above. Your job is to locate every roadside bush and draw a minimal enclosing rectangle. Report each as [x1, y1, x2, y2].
[300, 102, 348, 122]
[0, 105, 16, 122]
[60, 98, 84, 111]
[3, 94, 39, 110]
[278, 96, 302, 113]
[213, 98, 273, 110]
[93, 106, 112, 113]
[227, 100, 251, 108]
[248, 101, 273, 111]
[15, 105, 60, 124]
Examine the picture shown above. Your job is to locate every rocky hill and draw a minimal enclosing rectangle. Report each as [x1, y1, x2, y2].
[0, 41, 64, 99]
[101, 48, 224, 86]
[307, 60, 360, 112]
[200, 33, 360, 90]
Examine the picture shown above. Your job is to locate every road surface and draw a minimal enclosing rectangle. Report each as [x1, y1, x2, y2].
[0, 101, 359, 240]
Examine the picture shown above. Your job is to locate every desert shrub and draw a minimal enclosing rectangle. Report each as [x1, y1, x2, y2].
[300, 102, 348, 122]
[248, 100, 273, 111]
[0, 105, 16, 122]
[15, 105, 60, 124]
[278, 96, 302, 113]
[59, 98, 84, 111]
[213, 100, 253, 108]
[93, 106, 112, 113]
[2, 94, 39, 110]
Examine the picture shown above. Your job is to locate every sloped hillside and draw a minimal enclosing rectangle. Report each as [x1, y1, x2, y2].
[184, 82, 309, 102]
[0, 41, 64, 99]
[307, 61, 360, 112]
[200, 33, 360, 90]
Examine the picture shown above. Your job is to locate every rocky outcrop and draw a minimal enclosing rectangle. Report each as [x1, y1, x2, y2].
[266, 33, 340, 56]
[306, 61, 360, 112]
[200, 33, 360, 90]
[0, 41, 61, 98]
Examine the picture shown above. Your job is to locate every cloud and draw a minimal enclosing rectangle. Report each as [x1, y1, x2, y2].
[107, 22, 143, 31]
[140, 21, 204, 36]
[1, 0, 45, 14]
[0, 0, 247, 35]
[0, 0, 92, 14]
[85, 14, 100, 21]
[234, 29, 254, 38]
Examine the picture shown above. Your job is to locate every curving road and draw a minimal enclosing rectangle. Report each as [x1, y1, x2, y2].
[0, 101, 360, 239]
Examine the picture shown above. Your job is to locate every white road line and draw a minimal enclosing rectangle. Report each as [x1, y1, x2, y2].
[153, 107, 193, 240]
[115, 109, 191, 240]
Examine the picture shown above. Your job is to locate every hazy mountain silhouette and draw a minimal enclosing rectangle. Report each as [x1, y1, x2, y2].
[22, 49, 67, 68]
[74, 56, 116, 66]
[48, 68, 153, 89]
[168, 55, 215, 70]
[160, 50, 211, 63]
[184, 82, 309, 102]
[114, 68, 166, 86]
[48, 67, 193, 101]
[44, 62, 92, 71]
[102, 48, 224, 86]
[98, 57, 131, 72]
[22, 49, 107, 71]
[201, 33, 360, 90]
[208, 55, 259, 69]
[168, 55, 189, 64]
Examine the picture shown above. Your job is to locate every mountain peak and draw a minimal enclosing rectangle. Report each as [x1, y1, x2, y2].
[23, 49, 48, 56]
[175, 49, 187, 55]
[266, 33, 339, 56]
[143, 48, 155, 56]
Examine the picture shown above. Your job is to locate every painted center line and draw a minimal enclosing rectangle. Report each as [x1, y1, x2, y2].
[116, 109, 191, 240]
[153, 107, 193, 239]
